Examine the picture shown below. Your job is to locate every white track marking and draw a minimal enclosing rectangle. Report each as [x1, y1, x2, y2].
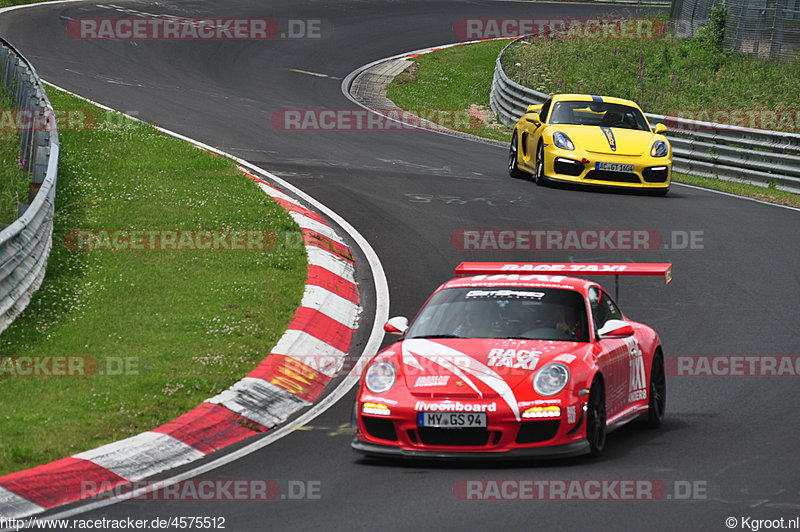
[0, 79, 389, 523]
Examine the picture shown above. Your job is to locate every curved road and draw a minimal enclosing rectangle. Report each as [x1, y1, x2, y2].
[3, 1, 800, 530]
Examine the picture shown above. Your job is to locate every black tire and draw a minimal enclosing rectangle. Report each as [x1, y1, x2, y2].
[351, 398, 359, 429]
[534, 142, 546, 185]
[586, 379, 607, 457]
[646, 351, 666, 428]
[508, 130, 528, 178]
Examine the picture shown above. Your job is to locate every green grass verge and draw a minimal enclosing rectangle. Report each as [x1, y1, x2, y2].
[0, 86, 306, 476]
[387, 40, 512, 143]
[673, 172, 800, 207]
[0, 88, 28, 224]
[0, 0, 49, 7]
[504, 34, 800, 115]
[386, 39, 800, 208]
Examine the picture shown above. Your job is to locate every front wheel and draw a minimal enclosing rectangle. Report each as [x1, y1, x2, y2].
[534, 142, 546, 185]
[508, 130, 528, 178]
[586, 379, 607, 457]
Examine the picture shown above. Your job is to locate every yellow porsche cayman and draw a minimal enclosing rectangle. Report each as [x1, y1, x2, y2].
[508, 94, 671, 195]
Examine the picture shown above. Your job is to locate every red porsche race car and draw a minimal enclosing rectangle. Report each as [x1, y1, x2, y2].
[352, 262, 671, 459]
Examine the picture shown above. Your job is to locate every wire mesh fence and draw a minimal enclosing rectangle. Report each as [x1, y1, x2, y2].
[671, 0, 800, 59]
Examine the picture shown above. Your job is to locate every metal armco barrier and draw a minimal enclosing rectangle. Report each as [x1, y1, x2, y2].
[490, 38, 800, 193]
[0, 37, 59, 335]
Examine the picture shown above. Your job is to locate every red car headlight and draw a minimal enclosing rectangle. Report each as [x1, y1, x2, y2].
[533, 362, 570, 396]
[365, 361, 397, 394]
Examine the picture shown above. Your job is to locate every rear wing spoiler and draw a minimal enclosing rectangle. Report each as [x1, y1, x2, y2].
[455, 262, 672, 300]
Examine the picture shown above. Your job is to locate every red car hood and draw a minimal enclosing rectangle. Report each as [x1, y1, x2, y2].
[396, 338, 592, 399]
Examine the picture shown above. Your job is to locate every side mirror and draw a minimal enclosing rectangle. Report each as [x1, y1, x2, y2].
[527, 104, 543, 114]
[384, 316, 409, 336]
[525, 112, 541, 126]
[598, 319, 634, 339]
[653, 123, 667, 135]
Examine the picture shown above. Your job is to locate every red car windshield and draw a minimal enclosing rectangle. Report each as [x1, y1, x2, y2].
[406, 287, 589, 342]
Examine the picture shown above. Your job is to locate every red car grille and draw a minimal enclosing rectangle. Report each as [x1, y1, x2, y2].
[363, 417, 398, 442]
[415, 428, 495, 446]
[515, 420, 560, 444]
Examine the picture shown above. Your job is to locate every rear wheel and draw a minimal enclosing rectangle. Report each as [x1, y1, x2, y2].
[508, 130, 528, 178]
[534, 142, 546, 185]
[586, 379, 607, 457]
[646, 351, 666, 428]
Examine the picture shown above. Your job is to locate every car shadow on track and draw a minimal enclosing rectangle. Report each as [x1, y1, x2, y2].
[534, 178, 677, 198]
[352, 417, 688, 470]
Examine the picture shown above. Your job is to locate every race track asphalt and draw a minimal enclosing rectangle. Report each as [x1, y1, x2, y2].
[2, 1, 799, 530]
